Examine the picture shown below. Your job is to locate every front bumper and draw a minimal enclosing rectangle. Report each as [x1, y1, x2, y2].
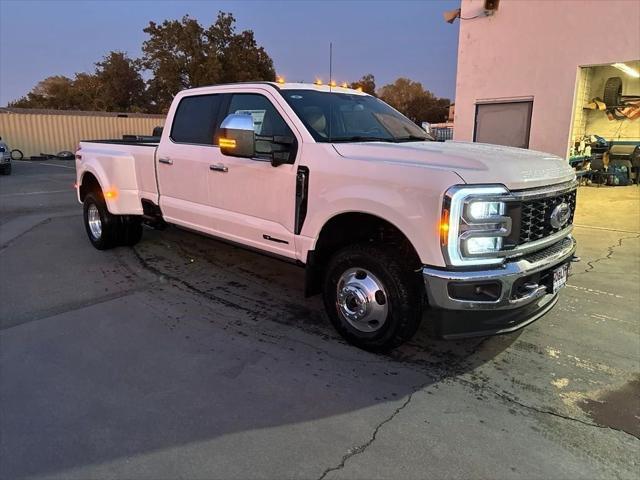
[422, 235, 576, 338]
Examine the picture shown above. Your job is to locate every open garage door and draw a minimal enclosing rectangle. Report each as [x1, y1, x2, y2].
[474, 101, 533, 149]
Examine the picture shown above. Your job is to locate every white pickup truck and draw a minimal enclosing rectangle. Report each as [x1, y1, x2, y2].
[76, 82, 577, 351]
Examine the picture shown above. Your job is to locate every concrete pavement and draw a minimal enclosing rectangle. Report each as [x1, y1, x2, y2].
[0, 161, 638, 479]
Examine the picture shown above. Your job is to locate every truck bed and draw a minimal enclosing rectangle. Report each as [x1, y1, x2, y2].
[78, 140, 160, 215]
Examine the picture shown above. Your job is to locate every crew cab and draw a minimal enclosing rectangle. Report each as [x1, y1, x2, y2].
[75, 82, 578, 351]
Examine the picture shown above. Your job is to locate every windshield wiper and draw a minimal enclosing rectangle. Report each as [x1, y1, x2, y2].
[330, 136, 397, 143]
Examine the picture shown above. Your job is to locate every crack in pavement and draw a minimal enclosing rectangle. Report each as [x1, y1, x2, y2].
[572, 234, 640, 276]
[452, 377, 640, 441]
[317, 387, 420, 480]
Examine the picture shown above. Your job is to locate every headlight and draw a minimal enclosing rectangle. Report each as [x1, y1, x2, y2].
[468, 201, 504, 220]
[464, 236, 503, 255]
[441, 185, 512, 266]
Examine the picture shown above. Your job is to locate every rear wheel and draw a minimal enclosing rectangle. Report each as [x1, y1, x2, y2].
[322, 244, 424, 352]
[118, 216, 143, 246]
[83, 192, 119, 250]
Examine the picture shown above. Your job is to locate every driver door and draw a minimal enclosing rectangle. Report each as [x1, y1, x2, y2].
[207, 92, 300, 259]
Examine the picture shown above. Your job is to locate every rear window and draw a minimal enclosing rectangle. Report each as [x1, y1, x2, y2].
[170, 94, 222, 145]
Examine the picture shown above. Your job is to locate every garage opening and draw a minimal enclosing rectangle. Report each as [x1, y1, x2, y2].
[473, 100, 533, 149]
[569, 60, 640, 185]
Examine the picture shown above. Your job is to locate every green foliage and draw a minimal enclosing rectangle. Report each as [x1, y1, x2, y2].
[10, 52, 147, 112]
[142, 12, 275, 112]
[378, 77, 450, 123]
[95, 52, 148, 112]
[10, 12, 275, 113]
[350, 74, 376, 96]
[10, 13, 448, 120]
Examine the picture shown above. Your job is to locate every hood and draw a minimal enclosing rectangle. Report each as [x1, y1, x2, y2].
[332, 140, 576, 190]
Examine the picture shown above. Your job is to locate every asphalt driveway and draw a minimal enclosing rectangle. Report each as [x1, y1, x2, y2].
[0, 160, 638, 479]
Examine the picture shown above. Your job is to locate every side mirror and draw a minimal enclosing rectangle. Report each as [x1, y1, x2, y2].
[219, 114, 255, 158]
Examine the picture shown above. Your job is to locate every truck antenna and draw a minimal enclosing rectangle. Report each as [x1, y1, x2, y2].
[329, 42, 333, 142]
[329, 42, 333, 93]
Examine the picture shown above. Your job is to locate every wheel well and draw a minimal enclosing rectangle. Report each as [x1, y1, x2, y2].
[305, 213, 421, 296]
[79, 172, 101, 202]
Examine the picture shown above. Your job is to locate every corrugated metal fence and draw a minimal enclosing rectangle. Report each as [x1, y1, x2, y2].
[0, 108, 165, 158]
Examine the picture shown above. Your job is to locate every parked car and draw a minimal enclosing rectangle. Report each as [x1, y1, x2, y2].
[75, 82, 578, 351]
[0, 137, 12, 175]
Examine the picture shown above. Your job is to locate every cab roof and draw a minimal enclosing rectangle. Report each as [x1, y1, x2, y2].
[182, 81, 369, 96]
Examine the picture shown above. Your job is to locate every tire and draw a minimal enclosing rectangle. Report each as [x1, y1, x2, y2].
[322, 244, 424, 352]
[83, 192, 119, 250]
[118, 216, 143, 246]
[603, 77, 622, 108]
[0, 164, 11, 175]
[56, 151, 75, 160]
[10, 149, 23, 160]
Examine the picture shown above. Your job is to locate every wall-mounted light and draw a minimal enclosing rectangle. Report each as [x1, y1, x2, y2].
[612, 63, 640, 78]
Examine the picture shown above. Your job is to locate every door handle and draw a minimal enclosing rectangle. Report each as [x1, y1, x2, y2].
[210, 163, 228, 173]
[158, 157, 173, 165]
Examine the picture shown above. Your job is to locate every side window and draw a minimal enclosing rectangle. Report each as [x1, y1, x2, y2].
[171, 94, 222, 145]
[227, 94, 293, 138]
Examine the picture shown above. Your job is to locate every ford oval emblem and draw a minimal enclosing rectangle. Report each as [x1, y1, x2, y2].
[550, 202, 571, 229]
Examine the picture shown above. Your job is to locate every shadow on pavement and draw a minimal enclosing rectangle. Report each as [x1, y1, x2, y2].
[0, 221, 520, 479]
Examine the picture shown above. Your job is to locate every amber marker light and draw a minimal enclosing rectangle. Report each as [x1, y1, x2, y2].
[329, 80, 337, 87]
[104, 189, 118, 199]
[219, 138, 237, 149]
[314, 79, 323, 85]
[440, 209, 450, 246]
[356, 86, 363, 92]
[276, 76, 285, 84]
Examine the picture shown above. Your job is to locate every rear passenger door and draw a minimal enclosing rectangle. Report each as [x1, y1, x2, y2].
[156, 94, 224, 234]
[207, 91, 300, 258]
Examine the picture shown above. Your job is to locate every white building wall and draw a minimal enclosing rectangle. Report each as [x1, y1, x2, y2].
[453, 0, 640, 157]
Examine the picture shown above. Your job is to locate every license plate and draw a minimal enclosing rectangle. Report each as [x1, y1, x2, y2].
[552, 263, 569, 293]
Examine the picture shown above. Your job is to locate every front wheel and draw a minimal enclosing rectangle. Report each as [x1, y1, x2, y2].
[322, 244, 424, 352]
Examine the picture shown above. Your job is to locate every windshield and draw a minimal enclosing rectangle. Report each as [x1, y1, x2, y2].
[281, 90, 434, 143]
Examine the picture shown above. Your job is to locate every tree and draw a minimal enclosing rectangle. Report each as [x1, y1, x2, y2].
[9, 52, 148, 112]
[9, 76, 76, 109]
[95, 51, 148, 112]
[72, 72, 102, 111]
[142, 12, 275, 111]
[350, 74, 376, 96]
[378, 77, 450, 123]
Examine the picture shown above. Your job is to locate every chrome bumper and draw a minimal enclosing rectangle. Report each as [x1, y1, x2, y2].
[422, 236, 576, 311]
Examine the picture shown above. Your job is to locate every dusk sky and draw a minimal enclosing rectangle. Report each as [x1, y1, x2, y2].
[0, 0, 461, 107]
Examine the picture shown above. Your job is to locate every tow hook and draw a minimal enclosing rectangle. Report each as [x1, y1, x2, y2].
[570, 255, 581, 263]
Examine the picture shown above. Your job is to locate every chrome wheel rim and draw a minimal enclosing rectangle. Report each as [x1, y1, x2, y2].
[336, 268, 388, 333]
[87, 203, 102, 240]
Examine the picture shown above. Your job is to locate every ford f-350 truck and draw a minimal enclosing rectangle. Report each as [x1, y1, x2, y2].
[75, 82, 577, 351]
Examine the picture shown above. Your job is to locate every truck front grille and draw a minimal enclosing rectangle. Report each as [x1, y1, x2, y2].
[518, 189, 576, 244]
